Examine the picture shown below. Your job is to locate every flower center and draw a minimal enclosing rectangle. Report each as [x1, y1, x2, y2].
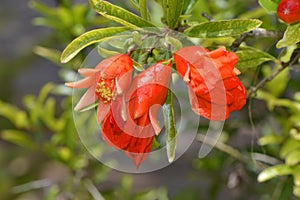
[95, 77, 115, 104]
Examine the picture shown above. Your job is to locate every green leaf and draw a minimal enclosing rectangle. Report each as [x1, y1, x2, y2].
[236, 46, 278, 72]
[129, 0, 140, 11]
[185, 19, 262, 38]
[258, 0, 279, 13]
[0, 101, 30, 129]
[165, 35, 183, 52]
[280, 139, 300, 158]
[162, 0, 184, 28]
[163, 89, 177, 163]
[286, 150, 300, 166]
[1, 130, 35, 149]
[258, 164, 293, 182]
[89, 0, 155, 29]
[34, 46, 62, 67]
[277, 23, 300, 48]
[258, 134, 284, 146]
[139, 0, 150, 20]
[182, 0, 197, 14]
[61, 27, 129, 63]
[264, 66, 289, 97]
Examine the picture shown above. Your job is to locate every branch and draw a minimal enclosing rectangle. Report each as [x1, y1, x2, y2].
[248, 45, 300, 97]
[231, 28, 283, 52]
[197, 134, 248, 162]
[201, 12, 214, 22]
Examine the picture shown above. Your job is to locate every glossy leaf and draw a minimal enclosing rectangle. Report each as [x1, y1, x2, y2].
[89, 0, 155, 28]
[163, 90, 177, 163]
[185, 19, 262, 38]
[277, 23, 300, 48]
[236, 46, 279, 72]
[61, 27, 129, 63]
[182, 0, 197, 14]
[258, 164, 293, 182]
[162, 0, 184, 28]
[258, 0, 279, 13]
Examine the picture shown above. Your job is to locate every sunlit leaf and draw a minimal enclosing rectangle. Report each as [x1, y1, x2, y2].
[139, 0, 150, 20]
[61, 27, 130, 63]
[185, 19, 262, 38]
[286, 150, 300, 166]
[258, 134, 284, 146]
[258, 164, 293, 182]
[162, 0, 184, 28]
[277, 23, 300, 48]
[89, 0, 155, 28]
[258, 0, 279, 13]
[280, 138, 300, 158]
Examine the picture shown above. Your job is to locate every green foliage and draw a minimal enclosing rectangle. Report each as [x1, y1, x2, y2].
[89, 0, 156, 28]
[258, 0, 279, 13]
[185, 19, 262, 38]
[2, 0, 300, 199]
[277, 23, 300, 48]
[61, 27, 130, 63]
[236, 46, 279, 72]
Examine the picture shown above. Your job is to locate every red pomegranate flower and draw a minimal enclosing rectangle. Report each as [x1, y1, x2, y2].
[101, 61, 172, 167]
[174, 46, 246, 120]
[65, 54, 133, 123]
[277, 0, 300, 24]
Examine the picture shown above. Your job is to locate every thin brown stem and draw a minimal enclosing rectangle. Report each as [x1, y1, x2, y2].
[248, 46, 300, 98]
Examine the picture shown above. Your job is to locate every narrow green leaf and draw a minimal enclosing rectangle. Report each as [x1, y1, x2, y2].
[129, 0, 140, 11]
[1, 130, 35, 149]
[258, 0, 279, 13]
[34, 46, 62, 66]
[277, 23, 300, 48]
[258, 134, 284, 146]
[280, 138, 300, 158]
[182, 0, 197, 14]
[0, 101, 30, 129]
[163, 89, 177, 163]
[258, 164, 293, 182]
[89, 0, 155, 29]
[139, 0, 150, 20]
[286, 150, 300, 166]
[185, 19, 262, 38]
[61, 27, 129, 63]
[236, 46, 279, 72]
[162, 0, 184, 28]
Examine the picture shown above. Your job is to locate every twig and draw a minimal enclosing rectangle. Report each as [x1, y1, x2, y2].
[231, 28, 283, 52]
[84, 180, 105, 200]
[13, 179, 53, 194]
[197, 134, 248, 162]
[201, 12, 214, 22]
[248, 45, 300, 97]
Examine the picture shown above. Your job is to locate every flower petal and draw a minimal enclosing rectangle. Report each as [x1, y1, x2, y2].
[97, 101, 110, 123]
[74, 86, 97, 111]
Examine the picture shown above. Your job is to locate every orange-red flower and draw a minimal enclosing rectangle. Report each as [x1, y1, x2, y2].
[174, 46, 246, 120]
[101, 61, 172, 167]
[65, 54, 133, 123]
